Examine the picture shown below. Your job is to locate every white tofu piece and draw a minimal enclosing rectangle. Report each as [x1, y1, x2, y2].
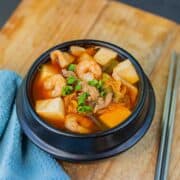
[70, 46, 86, 57]
[35, 97, 65, 122]
[112, 59, 139, 84]
[39, 64, 59, 81]
[94, 47, 117, 66]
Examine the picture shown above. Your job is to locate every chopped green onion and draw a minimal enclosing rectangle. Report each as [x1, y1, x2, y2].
[62, 85, 73, 96]
[68, 64, 76, 71]
[77, 92, 89, 106]
[100, 90, 107, 97]
[77, 105, 93, 113]
[88, 79, 99, 87]
[75, 84, 82, 91]
[97, 80, 104, 90]
[88, 79, 104, 90]
[67, 76, 77, 85]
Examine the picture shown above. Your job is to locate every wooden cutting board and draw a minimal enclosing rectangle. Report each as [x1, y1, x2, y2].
[0, 0, 179, 179]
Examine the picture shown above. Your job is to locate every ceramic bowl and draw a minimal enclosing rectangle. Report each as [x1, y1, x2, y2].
[16, 40, 155, 162]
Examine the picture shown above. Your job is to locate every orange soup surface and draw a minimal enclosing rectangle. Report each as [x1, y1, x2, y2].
[32, 45, 139, 134]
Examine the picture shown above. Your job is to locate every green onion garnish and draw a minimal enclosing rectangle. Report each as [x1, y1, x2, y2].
[97, 80, 104, 90]
[77, 105, 93, 113]
[88, 79, 99, 87]
[100, 90, 107, 97]
[88, 79, 104, 90]
[67, 76, 77, 85]
[75, 84, 82, 91]
[62, 85, 73, 96]
[77, 92, 89, 106]
[68, 64, 76, 71]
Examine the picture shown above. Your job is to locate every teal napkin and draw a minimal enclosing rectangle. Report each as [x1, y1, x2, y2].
[0, 70, 70, 180]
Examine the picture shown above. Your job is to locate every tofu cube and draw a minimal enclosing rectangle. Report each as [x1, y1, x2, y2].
[35, 97, 65, 125]
[112, 60, 139, 84]
[94, 47, 117, 66]
[38, 64, 59, 81]
[70, 46, 86, 57]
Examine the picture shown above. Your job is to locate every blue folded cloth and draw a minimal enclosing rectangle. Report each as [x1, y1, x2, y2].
[0, 70, 70, 180]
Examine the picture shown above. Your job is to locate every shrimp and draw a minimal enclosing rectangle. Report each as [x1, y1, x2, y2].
[43, 74, 66, 97]
[50, 50, 75, 68]
[61, 69, 77, 78]
[76, 59, 102, 81]
[65, 114, 96, 134]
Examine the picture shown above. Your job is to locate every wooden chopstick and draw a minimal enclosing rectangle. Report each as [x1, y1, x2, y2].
[155, 52, 180, 180]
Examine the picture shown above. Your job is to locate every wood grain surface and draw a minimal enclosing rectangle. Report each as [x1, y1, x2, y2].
[0, 0, 179, 179]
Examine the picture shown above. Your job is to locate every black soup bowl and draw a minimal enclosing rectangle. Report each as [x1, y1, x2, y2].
[16, 40, 156, 162]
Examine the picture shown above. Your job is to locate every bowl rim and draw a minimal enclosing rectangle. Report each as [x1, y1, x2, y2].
[25, 39, 146, 138]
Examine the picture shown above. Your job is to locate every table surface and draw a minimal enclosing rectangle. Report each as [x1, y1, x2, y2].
[0, 0, 179, 179]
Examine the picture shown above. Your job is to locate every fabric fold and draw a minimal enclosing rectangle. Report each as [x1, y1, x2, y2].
[0, 70, 69, 180]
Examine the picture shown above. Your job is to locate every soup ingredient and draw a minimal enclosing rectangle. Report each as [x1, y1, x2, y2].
[103, 73, 122, 99]
[35, 97, 65, 124]
[67, 76, 77, 85]
[103, 73, 137, 107]
[64, 93, 78, 113]
[43, 74, 66, 97]
[94, 92, 113, 113]
[113, 84, 127, 103]
[50, 50, 75, 68]
[65, 114, 95, 133]
[112, 59, 139, 84]
[62, 85, 73, 96]
[88, 79, 99, 87]
[70, 46, 86, 57]
[94, 47, 117, 66]
[121, 79, 138, 105]
[77, 105, 93, 113]
[81, 81, 99, 101]
[103, 58, 119, 74]
[99, 103, 131, 128]
[87, 79, 107, 99]
[100, 90, 107, 97]
[88, 79, 103, 90]
[33, 64, 61, 100]
[75, 83, 82, 91]
[103, 73, 121, 91]
[62, 69, 77, 78]
[68, 64, 76, 71]
[77, 92, 93, 113]
[86, 47, 97, 56]
[78, 53, 94, 62]
[37, 63, 60, 82]
[78, 92, 89, 106]
[76, 59, 102, 81]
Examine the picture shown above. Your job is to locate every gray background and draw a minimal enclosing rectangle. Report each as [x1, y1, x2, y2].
[0, 0, 179, 28]
[0, 0, 20, 27]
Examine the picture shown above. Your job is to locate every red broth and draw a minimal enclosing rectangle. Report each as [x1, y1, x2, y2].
[32, 46, 139, 134]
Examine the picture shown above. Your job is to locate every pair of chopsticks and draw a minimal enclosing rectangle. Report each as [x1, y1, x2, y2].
[155, 52, 180, 180]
